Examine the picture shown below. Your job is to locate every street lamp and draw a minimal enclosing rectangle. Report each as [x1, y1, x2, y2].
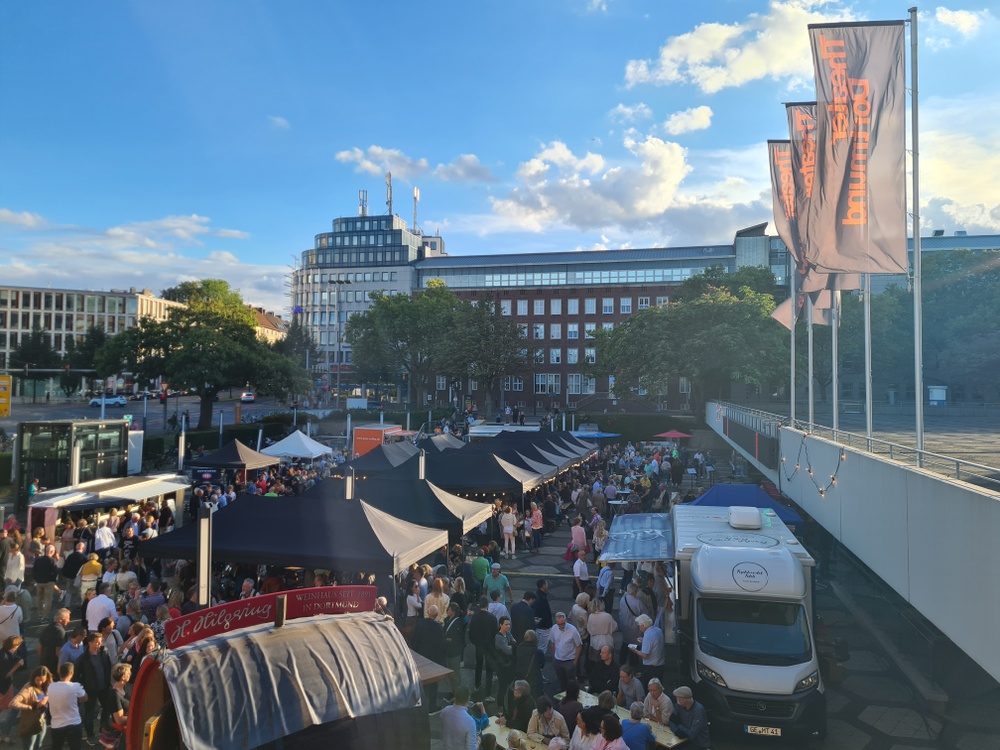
[326, 279, 352, 409]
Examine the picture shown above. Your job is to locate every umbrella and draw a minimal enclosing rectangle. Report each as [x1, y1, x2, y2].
[654, 430, 692, 439]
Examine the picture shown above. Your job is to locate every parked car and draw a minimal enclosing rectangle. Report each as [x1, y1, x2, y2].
[89, 395, 127, 407]
[240, 392, 256, 403]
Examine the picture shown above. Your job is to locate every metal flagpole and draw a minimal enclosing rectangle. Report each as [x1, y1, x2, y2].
[831, 291, 840, 438]
[807, 295, 815, 429]
[910, 6, 925, 466]
[789, 268, 797, 425]
[864, 274, 874, 448]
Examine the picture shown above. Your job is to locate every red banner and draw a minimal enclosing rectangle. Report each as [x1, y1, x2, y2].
[164, 586, 378, 648]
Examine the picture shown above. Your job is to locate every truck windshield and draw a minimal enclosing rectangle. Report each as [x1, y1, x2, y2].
[696, 598, 812, 666]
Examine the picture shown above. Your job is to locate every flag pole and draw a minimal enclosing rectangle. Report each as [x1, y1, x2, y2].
[789, 268, 797, 425]
[807, 294, 815, 429]
[910, 6, 924, 466]
[864, 273, 874, 448]
[831, 291, 840, 439]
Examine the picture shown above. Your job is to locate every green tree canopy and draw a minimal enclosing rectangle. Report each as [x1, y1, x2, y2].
[10, 327, 61, 401]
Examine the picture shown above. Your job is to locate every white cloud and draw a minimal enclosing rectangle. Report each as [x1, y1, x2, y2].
[0, 209, 46, 229]
[335, 146, 430, 180]
[663, 105, 713, 135]
[935, 7, 990, 36]
[587, 0, 607, 12]
[433, 154, 497, 183]
[625, 0, 854, 93]
[267, 115, 290, 130]
[609, 103, 652, 123]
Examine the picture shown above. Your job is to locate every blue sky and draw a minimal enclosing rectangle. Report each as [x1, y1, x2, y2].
[1, 1, 996, 313]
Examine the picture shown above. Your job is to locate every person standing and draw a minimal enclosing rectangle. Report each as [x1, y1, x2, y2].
[38, 609, 70, 678]
[32, 546, 59, 623]
[410, 605, 447, 713]
[509, 591, 537, 646]
[548, 612, 582, 694]
[468, 597, 497, 699]
[532, 579, 553, 657]
[47, 663, 87, 750]
[9, 666, 51, 750]
[572, 550, 590, 598]
[632, 615, 665, 685]
[85, 584, 117, 634]
[442, 603, 466, 697]
[439, 686, 476, 750]
[482, 564, 513, 608]
[73, 633, 111, 746]
[492, 616, 516, 712]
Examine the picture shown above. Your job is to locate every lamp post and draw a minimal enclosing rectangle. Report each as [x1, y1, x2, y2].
[327, 279, 352, 410]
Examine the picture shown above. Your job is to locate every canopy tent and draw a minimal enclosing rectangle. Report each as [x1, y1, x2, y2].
[466, 433, 577, 474]
[141, 491, 446, 576]
[188, 440, 279, 470]
[304, 475, 493, 540]
[416, 433, 466, 451]
[339, 449, 540, 495]
[654, 430, 693, 439]
[260, 430, 333, 460]
[463, 442, 560, 481]
[689, 484, 805, 528]
[345, 442, 419, 473]
[161, 612, 424, 750]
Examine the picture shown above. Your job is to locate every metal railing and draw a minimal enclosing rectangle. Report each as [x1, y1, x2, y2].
[713, 401, 1000, 492]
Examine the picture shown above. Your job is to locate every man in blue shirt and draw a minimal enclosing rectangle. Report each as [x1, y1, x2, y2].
[671, 686, 711, 749]
[438, 686, 477, 750]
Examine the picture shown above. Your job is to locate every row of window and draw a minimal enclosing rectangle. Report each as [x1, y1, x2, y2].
[421, 266, 723, 288]
[0, 313, 135, 335]
[316, 231, 403, 249]
[0, 331, 84, 353]
[500, 297, 666, 317]
[307, 249, 412, 266]
[300, 271, 399, 285]
[432, 373, 597, 395]
[523, 322, 610, 340]
[0, 291, 139, 315]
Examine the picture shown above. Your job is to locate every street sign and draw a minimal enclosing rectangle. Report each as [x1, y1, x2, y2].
[0, 375, 10, 418]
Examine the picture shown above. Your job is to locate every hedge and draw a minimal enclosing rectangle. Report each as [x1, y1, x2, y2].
[572, 412, 701, 444]
[142, 423, 286, 459]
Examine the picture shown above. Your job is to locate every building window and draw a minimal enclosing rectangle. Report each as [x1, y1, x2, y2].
[550, 323, 561, 339]
[534, 348, 545, 364]
[584, 347, 596, 364]
[518, 323, 528, 337]
[533, 323, 545, 339]
[517, 300, 528, 316]
[656, 296, 669, 307]
[568, 374, 596, 395]
[501, 300, 512, 316]
[534, 300, 545, 315]
[602, 322, 614, 331]
[512, 376, 523, 392]
[602, 298, 614, 314]
[534, 374, 561, 394]
[679, 377, 691, 394]
[550, 348, 561, 364]
[620, 298, 632, 314]
[638, 297, 650, 310]
[436, 375, 446, 391]
[585, 298, 596, 315]
[567, 323, 579, 339]
[567, 348, 578, 365]
[567, 299, 579, 315]
[550, 299, 562, 315]
[584, 323, 596, 338]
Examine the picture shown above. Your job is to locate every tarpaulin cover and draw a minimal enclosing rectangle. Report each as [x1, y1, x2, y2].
[141, 489, 446, 575]
[599, 513, 674, 564]
[416, 433, 466, 451]
[189, 439, 280, 470]
[343, 449, 536, 494]
[345, 442, 418, 473]
[260, 430, 333, 460]
[161, 612, 421, 750]
[689, 484, 804, 527]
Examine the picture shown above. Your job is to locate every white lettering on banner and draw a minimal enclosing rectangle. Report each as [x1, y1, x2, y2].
[167, 603, 274, 646]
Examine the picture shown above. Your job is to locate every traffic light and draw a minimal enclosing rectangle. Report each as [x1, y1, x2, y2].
[160, 393, 167, 405]
[63, 365, 70, 373]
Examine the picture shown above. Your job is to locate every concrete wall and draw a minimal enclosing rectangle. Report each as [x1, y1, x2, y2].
[708, 401, 1000, 683]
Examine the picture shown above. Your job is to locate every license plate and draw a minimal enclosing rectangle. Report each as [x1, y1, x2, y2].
[745, 725, 781, 736]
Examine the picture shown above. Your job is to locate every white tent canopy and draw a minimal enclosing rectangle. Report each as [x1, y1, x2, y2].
[260, 430, 334, 460]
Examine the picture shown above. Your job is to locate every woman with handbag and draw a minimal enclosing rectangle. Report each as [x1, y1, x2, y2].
[8, 666, 50, 750]
[98, 663, 130, 749]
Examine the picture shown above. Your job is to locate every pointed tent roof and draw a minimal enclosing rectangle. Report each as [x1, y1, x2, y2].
[345, 442, 420, 473]
[141, 491, 445, 576]
[189, 440, 280, 470]
[416, 433, 466, 451]
[340, 449, 543, 494]
[260, 430, 334, 460]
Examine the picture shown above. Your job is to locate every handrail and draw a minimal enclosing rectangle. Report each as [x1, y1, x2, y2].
[712, 401, 1000, 492]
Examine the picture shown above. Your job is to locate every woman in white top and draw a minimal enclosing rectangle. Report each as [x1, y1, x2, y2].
[404, 580, 422, 628]
[586, 598, 618, 660]
[499, 506, 518, 559]
[4, 544, 24, 587]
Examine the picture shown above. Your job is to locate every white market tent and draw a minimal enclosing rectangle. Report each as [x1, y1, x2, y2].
[260, 430, 334, 460]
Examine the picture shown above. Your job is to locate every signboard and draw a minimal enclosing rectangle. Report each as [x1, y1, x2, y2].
[164, 585, 378, 648]
[0, 375, 10, 418]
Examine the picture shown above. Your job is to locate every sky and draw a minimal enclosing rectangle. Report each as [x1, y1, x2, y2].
[1, 1, 996, 314]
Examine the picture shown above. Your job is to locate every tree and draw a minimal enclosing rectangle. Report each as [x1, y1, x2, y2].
[271, 317, 319, 372]
[9, 327, 61, 402]
[440, 295, 530, 415]
[676, 265, 779, 302]
[593, 269, 787, 412]
[60, 326, 109, 396]
[97, 279, 306, 429]
[344, 279, 461, 405]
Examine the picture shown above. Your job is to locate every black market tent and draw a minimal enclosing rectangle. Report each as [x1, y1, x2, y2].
[466, 434, 575, 475]
[463, 441, 561, 482]
[304, 476, 493, 542]
[340, 449, 542, 495]
[345, 442, 419, 473]
[161, 612, 426, 750]
[416, 433, 466, 451]
[141, 491, 446, 576]
[188, 439, 280, 471]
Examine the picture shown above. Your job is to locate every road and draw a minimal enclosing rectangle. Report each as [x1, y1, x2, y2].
[0, 393, 285, 437]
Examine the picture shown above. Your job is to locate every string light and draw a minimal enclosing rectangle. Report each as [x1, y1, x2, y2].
[779, 435, 845, 498]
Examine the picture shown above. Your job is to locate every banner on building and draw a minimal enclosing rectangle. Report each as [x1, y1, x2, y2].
[807, 20, 907, 275]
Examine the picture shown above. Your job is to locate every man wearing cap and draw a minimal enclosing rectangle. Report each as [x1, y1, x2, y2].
[548, 612, 582, 693]
[670, 686, 710, 748]
[483, 563, 513, 608]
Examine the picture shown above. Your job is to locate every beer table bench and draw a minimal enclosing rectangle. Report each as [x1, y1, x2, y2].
[556, 689, 686, 747]
[482, 716, 548, 750]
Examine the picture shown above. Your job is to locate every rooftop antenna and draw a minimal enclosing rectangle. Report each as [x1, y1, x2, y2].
[386, 172, 393, 216]
[358, 189, 368, 217]
[413, 186, 420, 233]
